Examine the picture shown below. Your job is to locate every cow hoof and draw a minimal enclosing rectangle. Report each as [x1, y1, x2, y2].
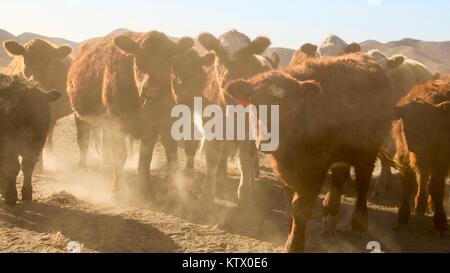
[21, 186, 33, 201]
[352, 211, 368, 233]
[5, 192, 18, 205]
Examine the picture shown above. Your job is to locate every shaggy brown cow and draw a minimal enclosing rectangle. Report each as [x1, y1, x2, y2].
[0, 74, 61, 204]
[196, 30, 273, 206]
[3, 39, 73, 151]
[394, 77, 450, 233]
[226, 53, 393, 252]
[171, 49, 215, 170]
[67, 31, 194, 197]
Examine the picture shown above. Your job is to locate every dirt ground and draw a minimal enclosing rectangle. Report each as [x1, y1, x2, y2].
[1, 116, 449, 253]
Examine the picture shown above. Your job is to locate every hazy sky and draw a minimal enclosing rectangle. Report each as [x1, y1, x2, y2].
[1, 0, 449, 48]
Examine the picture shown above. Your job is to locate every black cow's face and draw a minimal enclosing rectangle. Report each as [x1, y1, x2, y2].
[114, 33, 194, 103]
[3, 39, 71, 87]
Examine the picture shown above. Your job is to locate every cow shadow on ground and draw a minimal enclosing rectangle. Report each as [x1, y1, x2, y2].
[0, 196, 181, 253]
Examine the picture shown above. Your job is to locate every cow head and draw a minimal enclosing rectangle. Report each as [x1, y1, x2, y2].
[368, 50, 405, 71]
[225, 71, 322, 107]
[317, 35, 361, 57]
[171, 49, 215, 104]
[394, 99, 450, 153]
[3, 39, 72, 87]
[198, 30, 272, 90]
[114, 32, 194, 104]
[0, 75, 61, 133]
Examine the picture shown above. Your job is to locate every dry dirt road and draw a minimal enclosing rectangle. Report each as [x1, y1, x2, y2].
[1, 116, 449, 253]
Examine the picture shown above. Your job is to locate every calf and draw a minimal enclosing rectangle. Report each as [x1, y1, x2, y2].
[226, 53, 393, 252]
[171, 49, 215, 170]
[3, 39, 73, 152]
[0, 74, 61, 204]
[196, 30, 273, 206]
[394, 77, 450, 233]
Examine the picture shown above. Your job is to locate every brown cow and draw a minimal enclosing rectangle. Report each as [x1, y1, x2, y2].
[196, 30, 273, 206]
[67, 31, 194, 198]
[0, 74, 61, 204]
[226, 53, 393, 252]
[394, 76, 450, 233]
[171, 49, 215, 170]
[3, 39, 73, 151]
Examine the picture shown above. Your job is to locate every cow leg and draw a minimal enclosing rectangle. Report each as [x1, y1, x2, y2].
[286, 171, 325, 253]
[3, 151, 20, 205]
[323, 165, 349, 234]
[254, 153, 260, 179]
[414, 164, 430, 217]
[429, 167, 448, 234]
[103, 131, 127, 199]
[127, 137, 135, 159]
[352, 159, 375, 233]
[184, 140, 199, 171]
[21, 153, 39, 201]
[46, 121, 56, 152]
[161, 123, 178, 172]
[398, 167, 416, 226]
[237, 141, 257, 207]
[75, 115, 92, 169]
[217, 148, 228, 181]
[201, 140, 224, 204]
[139, 131, 159, 188]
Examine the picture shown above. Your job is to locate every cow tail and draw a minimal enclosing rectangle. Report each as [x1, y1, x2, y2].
[377, 148, 400, 170]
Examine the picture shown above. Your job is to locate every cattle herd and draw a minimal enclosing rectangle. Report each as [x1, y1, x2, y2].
[0, 30, 449, 253]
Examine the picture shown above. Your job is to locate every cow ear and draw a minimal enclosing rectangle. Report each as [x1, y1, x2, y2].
[345, 43, 361, 54]
[3, 40, 25, 56]
[198, 32, 221, 52]
[387, 55, 405, 70]
[225, 80, 254, 102]
[246, 36, 271, 55]
[176, 37, 194, 55]
[300, 43, 318, 56]
[114, 35, 142, 56]
[433, 72, 441, 80]
[56, 45, 72, 59]
[45, 90, 61, 102]
[270, 52, 280, 69]
[201, 53, 215, 67]
[198, 32, 229, 64]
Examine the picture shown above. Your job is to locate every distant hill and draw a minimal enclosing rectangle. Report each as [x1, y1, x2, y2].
[361, 38, 450, 73]
[2, 28, 449, 73]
